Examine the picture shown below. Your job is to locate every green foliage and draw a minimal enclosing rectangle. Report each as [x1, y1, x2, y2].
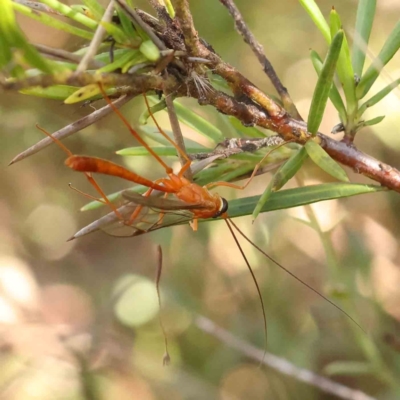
[0, 0, 53, 73]
[352, 0, 376, 77]
[305, 140, 348, 181]
[302, 0, 400, 138]
[252, 147, 308, 220]
[307, 30, 343, 135]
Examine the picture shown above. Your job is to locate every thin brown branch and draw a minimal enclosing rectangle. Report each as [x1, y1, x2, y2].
[188, 87, 400, 191]
[190, 136, 286, 160]
[0, 71, 168, 92]
[75, 0, 115, 74]
[33, 44, 104, 68]
[147, 0, 172, 27]
[164, 91, 193, 180]
[191, 43, 287, 119]
[195, 315, 377, 400]
[173, 0, 202, 55]
[218, 0, 301, 120]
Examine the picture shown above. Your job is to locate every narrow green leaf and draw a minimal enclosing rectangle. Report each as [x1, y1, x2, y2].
[307, 30, 344, 135]
[360, 115, 385, 127]
[98, 50, 141, 73]
[174, 101, 224, 143]
[0, 0, 14, 68]
[94, 48, 130, 64]
[194, 163, 235, 187]
[216, 164, 254, 184]
[330, 10, 356, 115]
[299, 0, 331, 43]
[358, 77, 400, 115]
[305, 140, 349, 182]
[270, 147, 309, 192]
[228, 116, 268, 138]
[12, 2, 93, 40]
[82, 0, 106, 21]
[100, 21, 131, 45]
[329, 8, 341, 36]
[225, 183, 383, 219]
[64, 85, 118, 104]
[82, 183, 384, 215]
[20, 85, 78, 100]
[0, 0, 53, 72]
[357, 20, 400, 99]
[310, 50, 347, 124]
[324, 361, 375, 376]
[252, 147, 308, 220]
[139, 99, 167, 125]
[139, 40, 160, 62]
[116, 146, 211, 156]
[139, 125, 209, 150]
[352, 0, 377, 77]
[38, 0, 98, 29]
[116, 5, 138, 39]
[164, 0, 175, 18]
[121, 54, 148, 73]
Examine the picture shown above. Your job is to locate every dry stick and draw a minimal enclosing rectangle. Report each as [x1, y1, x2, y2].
[199, 86, 400, 192]
[33, 44, 104, 69]
[173, 0, 202, 53]
[218, 0, 301, 120]
[173, 2, 285, 120]
[190, 136, 286, 160]
[195, 315, 377, 400]
[9, 94, 134, 165]
[148, 0, 172, 23]
[0, 71, 167, 91]
[164, 93, 193, 181]
[75, 0, 116, 74]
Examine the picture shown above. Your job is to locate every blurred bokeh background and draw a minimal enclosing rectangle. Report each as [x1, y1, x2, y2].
[1, 0, 400, 399]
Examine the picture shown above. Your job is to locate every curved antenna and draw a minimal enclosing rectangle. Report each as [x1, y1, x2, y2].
[224, 218, 268, 360]
[156, 245, 170, 366]
[228, 218, 367, 335]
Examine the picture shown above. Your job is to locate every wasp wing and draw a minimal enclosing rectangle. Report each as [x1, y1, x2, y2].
[122, 191, 208, 211]
[70, 192, 204, 239]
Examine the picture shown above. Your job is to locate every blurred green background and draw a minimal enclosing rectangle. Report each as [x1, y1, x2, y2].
[1, 0, 400, 399]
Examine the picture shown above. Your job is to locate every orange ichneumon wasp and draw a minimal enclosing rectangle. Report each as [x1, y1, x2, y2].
[37, 83, 365, 355]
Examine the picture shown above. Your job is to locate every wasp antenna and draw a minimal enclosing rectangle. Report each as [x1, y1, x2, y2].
[224, 218, 268, 363]
[156, 245, 170, 366]
[35, 124, 73, 157]
[68, 182, 107, 204]
[228, 218, 367, 335]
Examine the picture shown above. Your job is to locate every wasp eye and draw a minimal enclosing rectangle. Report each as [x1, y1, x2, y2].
[213, 198, 228, 218]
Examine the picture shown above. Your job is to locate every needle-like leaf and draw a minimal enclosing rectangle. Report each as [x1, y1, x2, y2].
[307, 30, 344, 135]
[352, 0, 377, 77]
